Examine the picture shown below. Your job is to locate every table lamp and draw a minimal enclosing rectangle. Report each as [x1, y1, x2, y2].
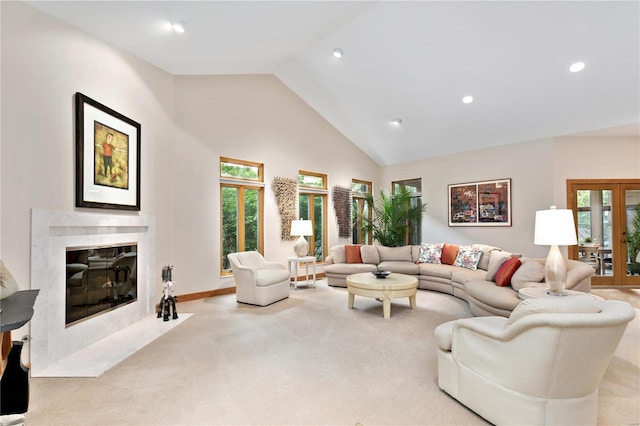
[534, 206, 578, 296]
[290, 219, 313, 257]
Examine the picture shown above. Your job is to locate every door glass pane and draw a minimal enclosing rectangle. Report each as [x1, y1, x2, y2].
[221, 186, 239, 272]
[299, 194, 310, 220]
[576, 189, 612, 276]
[626, 190, 640, 276]
[244, 188, 259, 252]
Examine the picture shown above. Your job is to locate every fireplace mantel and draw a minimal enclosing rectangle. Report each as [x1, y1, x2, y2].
[30, 209, 155, 376]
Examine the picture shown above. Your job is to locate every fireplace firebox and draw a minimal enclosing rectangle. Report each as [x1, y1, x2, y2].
[65, 243, 137, 326]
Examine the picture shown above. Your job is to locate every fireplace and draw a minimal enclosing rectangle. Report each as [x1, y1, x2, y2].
[66, 243, 138, 326]
[31, 209, 155, 376]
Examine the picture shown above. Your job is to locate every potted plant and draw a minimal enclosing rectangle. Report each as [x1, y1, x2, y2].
[360, 187, 427, 247]
[627, 208, 640, 275]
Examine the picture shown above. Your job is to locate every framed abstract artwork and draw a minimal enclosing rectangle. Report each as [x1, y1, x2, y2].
[75, 92, 141, 210]
[448, 178, 511, 226]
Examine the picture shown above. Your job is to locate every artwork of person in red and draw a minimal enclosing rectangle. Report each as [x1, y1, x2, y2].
[102, 133, 114, 176]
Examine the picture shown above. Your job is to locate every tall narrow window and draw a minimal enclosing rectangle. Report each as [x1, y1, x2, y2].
[299, 171, 327, 262]
[220, 157, 264, 274]
[352, 179, 372, 245]
[392, 178, 423, 245]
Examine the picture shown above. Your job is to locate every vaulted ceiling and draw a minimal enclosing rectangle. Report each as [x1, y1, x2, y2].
[25, 1, 640, 165]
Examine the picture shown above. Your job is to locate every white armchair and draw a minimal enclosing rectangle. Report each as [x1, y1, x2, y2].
[227, 251, 290, 306]
[434, 297, 635, 426]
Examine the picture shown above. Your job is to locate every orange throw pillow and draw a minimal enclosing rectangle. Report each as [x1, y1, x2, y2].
[441, 244, 459, 265]
[345, 245, 363, 264]
[495, 257, 522, 287]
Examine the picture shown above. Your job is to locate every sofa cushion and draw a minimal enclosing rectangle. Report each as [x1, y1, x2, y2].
[377, 245, 413, 262]
[486, 250, 512, 281]
[505, 296, 601, 326]
[255, 269, 291, 286]
[324, 263, 377, 275]
[465, 280, 522, 311]
[345, 245, 363, 264]
[418, 263, 457, 279]
[417, 243, 443, 264]
[453, 246, 483, 270]
[441, 244, 459, 265]
[510, 258, 545, 291]
[361, 245, 380, 264]
[451, 268, 488, 285]
[495, 257, 522, 287]
[472, 244, 501, 271]
[329, 245, 346, 264]
[378, 261, 420, 275]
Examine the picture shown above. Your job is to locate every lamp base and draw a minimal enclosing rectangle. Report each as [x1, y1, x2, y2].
[544, 244, 568, 296]
[293, 235, 309, 257]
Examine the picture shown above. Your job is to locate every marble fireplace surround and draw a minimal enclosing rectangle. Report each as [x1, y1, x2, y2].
[30, 209, 156, 376]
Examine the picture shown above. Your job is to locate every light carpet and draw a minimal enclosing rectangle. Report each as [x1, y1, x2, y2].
[25, 282, 639, 425]
[33, 314, 193, 377]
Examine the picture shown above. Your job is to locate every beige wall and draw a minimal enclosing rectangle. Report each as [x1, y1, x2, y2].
[381, 135, 639, 258]
[0, 2, 379, 295]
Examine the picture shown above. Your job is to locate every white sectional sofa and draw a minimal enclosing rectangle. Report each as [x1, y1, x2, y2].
[324, 243, 593, 317]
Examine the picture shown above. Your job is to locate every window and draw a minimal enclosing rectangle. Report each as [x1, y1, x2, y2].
[392, 178, 423, 245]
[220, 157, 264, 274]
[577, 189, 612, 246]
[299, 171, 327, 261]
[352, 179, 372, 245]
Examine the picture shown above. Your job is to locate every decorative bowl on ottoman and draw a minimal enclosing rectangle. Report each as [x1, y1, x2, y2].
[372, 270, 391, 279]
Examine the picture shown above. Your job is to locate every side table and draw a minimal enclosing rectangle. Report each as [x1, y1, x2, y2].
[518, 287, 603, 301]
[287, 256, 316, 290]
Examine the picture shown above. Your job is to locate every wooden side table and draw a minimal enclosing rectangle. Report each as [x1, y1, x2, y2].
[287, 256, 316, 289]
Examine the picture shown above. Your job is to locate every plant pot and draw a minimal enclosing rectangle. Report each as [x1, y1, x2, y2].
[627, 262, 640, 275]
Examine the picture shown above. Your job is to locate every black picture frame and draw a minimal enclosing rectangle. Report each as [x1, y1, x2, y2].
[75, 92, 141, 211]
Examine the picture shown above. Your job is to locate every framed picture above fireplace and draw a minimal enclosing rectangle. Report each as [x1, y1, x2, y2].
[75, 92, 141, 210]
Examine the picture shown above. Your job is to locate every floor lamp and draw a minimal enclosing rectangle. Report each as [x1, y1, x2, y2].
[290, 219, 313, 257]
[534, 206, 578, 296]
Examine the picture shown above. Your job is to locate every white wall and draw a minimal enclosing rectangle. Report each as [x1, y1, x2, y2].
[0, 2, 379, 297]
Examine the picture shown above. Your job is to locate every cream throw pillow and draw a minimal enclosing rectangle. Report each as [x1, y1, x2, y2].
[486, 251, 512, 281]
[510, 258, 546, 290]
[0, 260, 20, 300]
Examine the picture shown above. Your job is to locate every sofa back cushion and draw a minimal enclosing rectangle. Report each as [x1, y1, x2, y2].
[441, 244, 459, 265]
[377, 245, 413, 262]
[472, 244, 501, 271]
[486, 250, 512, 281]
[345, 245, 363, 264]
[361, 245, 380, 264]
[329, 245, 347, 264]
[495, 257, 522, 287]
[510, 258, 545, 290]
[506, 297, 601, 326]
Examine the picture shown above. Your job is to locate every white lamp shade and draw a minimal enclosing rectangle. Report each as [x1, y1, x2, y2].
[534, 207, 578, 246]
[290, 220, 313, 237]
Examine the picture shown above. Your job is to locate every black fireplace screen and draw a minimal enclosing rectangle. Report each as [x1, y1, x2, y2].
[65, 243, 137, 326]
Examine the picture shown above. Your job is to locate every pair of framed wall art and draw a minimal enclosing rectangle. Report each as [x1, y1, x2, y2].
[448, 178, 511, 227]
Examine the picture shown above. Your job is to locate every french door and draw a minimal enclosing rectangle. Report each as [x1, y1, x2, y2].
[567, 179, 640, 287]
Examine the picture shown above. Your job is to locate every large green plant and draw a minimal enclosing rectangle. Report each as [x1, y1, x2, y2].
[360, 187, 427, 247]
[627, 208, 640, 263]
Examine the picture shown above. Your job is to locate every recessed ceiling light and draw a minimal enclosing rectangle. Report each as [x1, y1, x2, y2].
[172, 22, 185, 33]
[462, 96, 474, 104]
[391, 118, 402, 126]
[569, 62, 585, 72]
[333, 48, 343, 59]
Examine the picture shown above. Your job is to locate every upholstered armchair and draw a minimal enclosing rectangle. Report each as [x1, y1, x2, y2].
[227, 251, 290, 306]
[434, 297, 635, 426]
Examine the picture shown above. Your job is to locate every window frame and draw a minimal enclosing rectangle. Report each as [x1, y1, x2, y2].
[220, 157, 264, 275]
[352, 179, 373, 245]
[298, 170, 328, 262]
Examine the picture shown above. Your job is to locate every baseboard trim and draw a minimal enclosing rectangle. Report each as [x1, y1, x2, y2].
[171, 272, 326, 304]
